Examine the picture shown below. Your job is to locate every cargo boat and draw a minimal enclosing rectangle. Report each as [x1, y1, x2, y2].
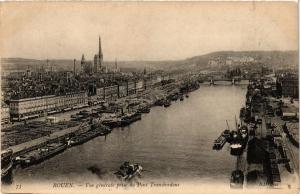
[230, 170, 244, 188]
[68, 125, 111, 147]
[213, 136, 227, 150]
[229, 122, 248, 156]
[114, 162, 143, 181]
[1, 149, 13, 181]
[239, 125, 249, 148]
[70, 111, 91, 121]
[121, 112, 142, 126]
[230, 143, 244, 156]
[230, 130, 244, 156]
[163, 100, 171, 107]
[98, 125, 112, 136]
[68, 130, 100, 146]
[17, 142, 67, 167]
[169, 93, 179, 101]
[102, 117, 122, 128]
[137, 106, 150, 114]
[154, 99, 165, 106]
[222, 129, 231, 139]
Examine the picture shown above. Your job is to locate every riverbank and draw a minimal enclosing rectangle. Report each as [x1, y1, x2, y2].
[2, 78, 200, 181]
[4, 85, 245, 188]
[236, 79, 298, 189]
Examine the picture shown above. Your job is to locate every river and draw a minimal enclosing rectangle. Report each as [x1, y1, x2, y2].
[11, 85, 247, 186]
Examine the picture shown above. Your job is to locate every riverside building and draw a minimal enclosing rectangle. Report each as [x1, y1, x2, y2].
[9, 92, 88, 121]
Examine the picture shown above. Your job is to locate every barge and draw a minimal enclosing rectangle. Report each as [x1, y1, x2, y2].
[114, 162, 143, 181]
[16, 142, 67, 168]
[163, 100, 171, 107]
[213, 136, 227, 150]
[102, 117, 122, 128]
[121, 112, 142, 126]
[1, 149, 13, 182]
[230, 170, 244, 188]
[137, 106, 150, 114]
[68, 124, 111, 147]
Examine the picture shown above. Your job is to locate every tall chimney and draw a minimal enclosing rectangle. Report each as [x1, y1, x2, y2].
[73, 59, 76, 75]
[99, 36, 102, 57]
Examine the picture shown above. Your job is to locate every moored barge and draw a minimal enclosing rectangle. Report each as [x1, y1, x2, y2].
[16, 142, 67, 168]
[1, 149, 13, 181]
[121, 112, 142, 126]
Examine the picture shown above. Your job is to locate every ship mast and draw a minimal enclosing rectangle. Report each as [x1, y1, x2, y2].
[226, 120, 230, 130]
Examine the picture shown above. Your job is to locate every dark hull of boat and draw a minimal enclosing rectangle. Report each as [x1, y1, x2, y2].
[230, 147, 244, 156]
[69, 130, 107, 147]
[1, 167, 12, 184]
[154, 100, 165, 106]
[213, 141, 226, 150]
[21, 144, 67, 168]
[102, 121, 122, 128]
[155, 103, 164, 106]
[230, 182, 243, 189]
[99, 129, 112, 136]
[137, 108, 150, 114]
[169, 95, 179, 101]
[115, 165, 142, 181]
[230, 170, 244, 188]
[121, 114, 142, 126]
[163, 103, 171, 107]
[1, 162, 13, 180]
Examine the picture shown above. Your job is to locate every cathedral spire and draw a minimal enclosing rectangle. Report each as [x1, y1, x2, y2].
[99, 36, 102, 58]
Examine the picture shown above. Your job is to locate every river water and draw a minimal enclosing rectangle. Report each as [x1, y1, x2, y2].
[11, 85, 247, 186]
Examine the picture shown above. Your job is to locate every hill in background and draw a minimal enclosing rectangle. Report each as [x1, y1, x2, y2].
[1, 50, 298, 73]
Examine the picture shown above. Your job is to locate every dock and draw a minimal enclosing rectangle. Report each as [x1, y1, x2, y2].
[215, 77, 299, 189]
[8, 123, 88, 158]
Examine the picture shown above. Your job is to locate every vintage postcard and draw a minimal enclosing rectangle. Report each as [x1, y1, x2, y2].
[0, 1, 299, 194]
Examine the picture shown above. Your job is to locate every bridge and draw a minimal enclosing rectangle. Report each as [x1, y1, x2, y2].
[198, 77, 249, 85]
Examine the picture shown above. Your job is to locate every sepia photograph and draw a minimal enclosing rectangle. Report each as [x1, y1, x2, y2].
[0, 1, 299, 194]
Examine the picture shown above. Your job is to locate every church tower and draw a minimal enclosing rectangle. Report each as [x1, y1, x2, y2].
[81, 54, 85, 70]
[99, 36, 103, 64]
[94, 36, 103, 73]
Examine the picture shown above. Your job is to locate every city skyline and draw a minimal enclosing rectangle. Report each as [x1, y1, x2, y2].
[1, 2, 299, 192]
[0, 2, 298, 61]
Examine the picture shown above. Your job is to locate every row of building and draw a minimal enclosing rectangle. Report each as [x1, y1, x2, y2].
[9, 92, 88, 121]
[3, 78, 163, 122]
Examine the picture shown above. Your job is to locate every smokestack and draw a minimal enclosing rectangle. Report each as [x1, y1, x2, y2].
[99, 36, 102, 56]
[73, 59, 76, 75]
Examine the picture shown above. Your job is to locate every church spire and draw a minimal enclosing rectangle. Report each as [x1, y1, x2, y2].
[99, 36, 102, 58]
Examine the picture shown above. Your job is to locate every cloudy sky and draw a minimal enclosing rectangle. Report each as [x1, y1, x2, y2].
[0, 2, 298, 61]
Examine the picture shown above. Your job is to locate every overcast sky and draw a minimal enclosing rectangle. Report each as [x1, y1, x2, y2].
[0, 2, 298, 61]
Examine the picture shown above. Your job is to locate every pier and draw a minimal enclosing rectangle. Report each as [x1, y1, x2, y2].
[213, 77, 299, 189]
[8, 123, 86, 158]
